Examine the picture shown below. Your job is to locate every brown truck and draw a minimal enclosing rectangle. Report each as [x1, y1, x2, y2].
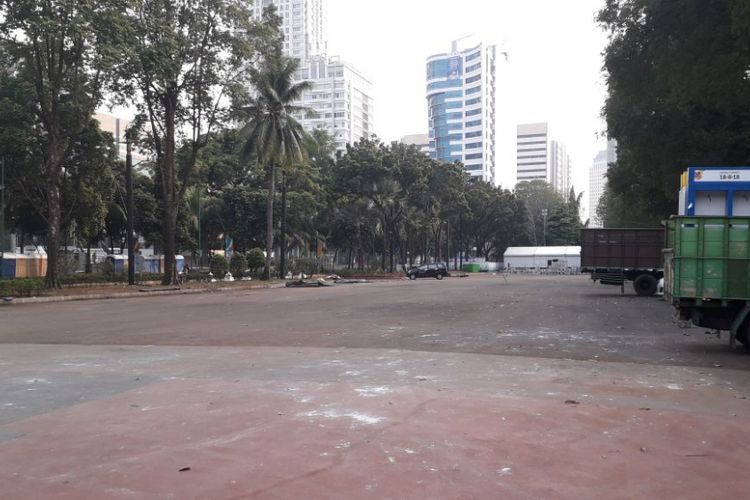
[580, 228, 665, 296]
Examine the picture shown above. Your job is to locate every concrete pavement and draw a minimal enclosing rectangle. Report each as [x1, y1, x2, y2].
[1, 275, 749, 499]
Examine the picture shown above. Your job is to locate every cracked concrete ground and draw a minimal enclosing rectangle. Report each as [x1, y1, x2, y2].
[1, 274, 749, 499]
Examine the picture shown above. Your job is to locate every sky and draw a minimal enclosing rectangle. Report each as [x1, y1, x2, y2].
[325, 0, 611, 219]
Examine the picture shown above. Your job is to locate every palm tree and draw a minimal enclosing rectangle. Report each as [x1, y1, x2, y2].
[239, 55, 311, 280]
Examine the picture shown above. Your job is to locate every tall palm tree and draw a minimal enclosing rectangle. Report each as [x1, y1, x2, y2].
[239, 55, 311, 280]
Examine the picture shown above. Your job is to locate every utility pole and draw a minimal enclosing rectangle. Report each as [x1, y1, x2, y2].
[125, 140, 135, 286]
[0, 158, 5, 253]
[542, 208, 548, 247]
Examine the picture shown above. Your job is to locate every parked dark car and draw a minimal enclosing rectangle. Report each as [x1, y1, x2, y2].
[406, 263, 448, 280]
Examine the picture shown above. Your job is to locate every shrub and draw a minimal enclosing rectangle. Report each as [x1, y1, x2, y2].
[0, 278, 45, 297]
[246, 248, 265, 273]
[229, 253, 247, 278]
[290, 257, 320, 276]
[209, 254, 228, 278]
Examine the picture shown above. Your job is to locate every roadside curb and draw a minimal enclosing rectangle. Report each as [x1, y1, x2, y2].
[1, 283, 287, 306]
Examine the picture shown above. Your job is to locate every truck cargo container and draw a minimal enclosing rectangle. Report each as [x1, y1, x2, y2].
[668, 216, 750, 348]
[580, 228, 665, 296]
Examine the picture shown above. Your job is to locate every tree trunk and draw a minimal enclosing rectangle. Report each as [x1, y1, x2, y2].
[44, 182, 62, 288]
[381, 219, 387, 272]
[264, 165, 276, 280]
[279, 171, 287, 279]
[161, 93, 178, 285]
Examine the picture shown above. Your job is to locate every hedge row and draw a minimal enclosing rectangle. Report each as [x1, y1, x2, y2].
[0, 278, 46, 297]
[0, 272, 168, 297]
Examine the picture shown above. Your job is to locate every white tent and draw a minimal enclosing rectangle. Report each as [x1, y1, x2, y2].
[503, 246, 581, 269]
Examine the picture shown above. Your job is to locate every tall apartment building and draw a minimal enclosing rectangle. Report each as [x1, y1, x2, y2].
[294, 56, 374, 153]
[401, 134, 430, 154]
[252, 0, 325, 60]
[516, 122, 571, 194]
[589, 139, 617, 227]
[426, 41, 497, 184]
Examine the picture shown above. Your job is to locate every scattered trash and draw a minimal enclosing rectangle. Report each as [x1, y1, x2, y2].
[223, 272, 235, 282]
[178, 467, 191, 472]
[640, 447, 647, 453]
[713, 364, 722, 368]
[564, 400, 580, 405]
[639, 407, 651, 411]
[685, 454, 714, 458]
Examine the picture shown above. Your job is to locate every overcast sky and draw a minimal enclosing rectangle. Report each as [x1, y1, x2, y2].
[326, 0, 610, 219]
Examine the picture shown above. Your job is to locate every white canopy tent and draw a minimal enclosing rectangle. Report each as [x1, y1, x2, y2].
[503, 246, 581, 270]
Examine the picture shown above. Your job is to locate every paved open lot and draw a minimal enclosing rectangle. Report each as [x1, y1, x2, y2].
[2, 274, 750, 499]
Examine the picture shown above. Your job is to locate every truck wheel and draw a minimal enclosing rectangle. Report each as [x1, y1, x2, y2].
[409, 274, 417, 280]
[633, 274, 658, 296]
[436, 274, 443, 280]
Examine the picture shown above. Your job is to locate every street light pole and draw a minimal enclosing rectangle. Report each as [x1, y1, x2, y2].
[125, 140, 135, 286]
[542, 208, 548, 247]
[0, 157, 5, 253]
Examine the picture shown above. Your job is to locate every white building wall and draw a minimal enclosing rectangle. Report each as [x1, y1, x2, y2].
[252, 0, 326, 60]
[517, 122, 571, 195]
[589, 139, 617, 227]
[516, 122, 549, 184]
[426, 41, 497, 184]
[294, 56, 374, 153]
[589, 150, 608, 227]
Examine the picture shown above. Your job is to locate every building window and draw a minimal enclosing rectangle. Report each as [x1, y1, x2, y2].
[465, 119, 482, 127]
[466, 86, 481, 95]
[465, 97, 481, 106]
[465, 108, 481, 117]
[465, 153, 483, 160]
[465, 75, 481, 84]
[466, 142, 483, 149]
[465, 131, 482, 139]
[466, 63, 481, 73]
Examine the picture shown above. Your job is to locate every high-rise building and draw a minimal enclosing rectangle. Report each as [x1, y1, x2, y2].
[516, 122, 571, 194]
[294, 56, 374, 153]
[252, 0, 326, 60]
[589, 140, 617, 227]
[426, 41, 497, 183]
[401, 134, 430, 154]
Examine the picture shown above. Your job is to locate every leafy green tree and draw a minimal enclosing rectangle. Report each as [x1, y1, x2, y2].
[117, 0, 272, 284]
[246, 248, 265, 275]
[598, 0, 750, 220]
[0, 0, 122, 286]
[514, 180, 566, 245]
[546, 188, 583, 245]
[209, 254, 228, 278]
[239, 52, 311, 280]
[229, 252, 247, 278]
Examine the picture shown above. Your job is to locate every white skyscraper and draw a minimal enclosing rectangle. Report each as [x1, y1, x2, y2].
[253, 0, 375, 152]
[516, 122, 571, 194]
[294, 56, 374, 153]
[252, 0, 325, 61]
[426, 41, 497, 184]
[589, 140, 617, 227]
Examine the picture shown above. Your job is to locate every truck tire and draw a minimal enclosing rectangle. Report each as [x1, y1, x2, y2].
[633, 274, 658, 296]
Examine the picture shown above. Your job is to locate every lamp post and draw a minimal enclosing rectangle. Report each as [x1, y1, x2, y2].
[125, 140, 135, 286]
[0, 157, 5, 253]
[542, 208, 548, 247]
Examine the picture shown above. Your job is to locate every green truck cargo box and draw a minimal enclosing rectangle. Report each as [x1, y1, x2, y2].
[670, 216, 750, 300]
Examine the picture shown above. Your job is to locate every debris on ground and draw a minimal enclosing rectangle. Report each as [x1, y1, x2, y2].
[565, 400, 580, 405]
[285, 276, 371, 288]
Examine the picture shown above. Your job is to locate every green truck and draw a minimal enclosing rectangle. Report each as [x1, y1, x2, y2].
[668, 216, 750, 348]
